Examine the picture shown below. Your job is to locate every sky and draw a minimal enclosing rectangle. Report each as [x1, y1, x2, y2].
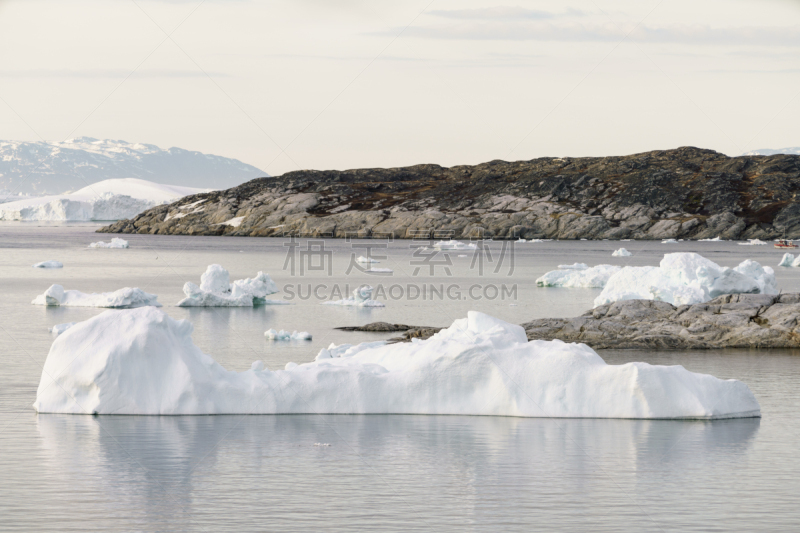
[0, 0, 798, 176]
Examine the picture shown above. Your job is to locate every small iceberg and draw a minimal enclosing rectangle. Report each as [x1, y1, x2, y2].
[48, 322, 76, 338]
[355, 256, 379, 264]
[433, 240, 477, 251]
[739, 239, 767, 246]
[661, 239, 678, 244]
[557, 263, 589, 270]
[323, 285, 385, 307]
[366, 267, 393, 273]
[595, 252, 777, 307]
[612, 248, 632, 257]
[32, 284, 160, 308]
[699, 236, 722, 242]
[33, 307, 761, 418]
[177, 264, 282, 307]
[33, 260, 63, 268]
[89, 238, 129, 249]
[536, 264, 621, 288]
[264, 329, 312, 341]
[778, 253, 800, 267]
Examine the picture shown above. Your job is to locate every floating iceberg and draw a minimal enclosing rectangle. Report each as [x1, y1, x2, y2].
[264, 329, 312, 341]
[612, 248, 632, 257]
[699, 236, 722, 242]
[33, 307, 761, 418]
[32, 284, 160, 308]
[177, 264, 281, 307]
[778, 253, 800, 267]
[0, 178, 207, 221]
[89, 238, 129, 249]
[536, 265, 621, 288]
[739, 239, 767, 246]
[366, 267, 393, 273]
[662, 239, 678, 244]
[557, 263, 589, 270]
[323, 285, 385, 307]
[433, 240, 477, 251]
[355, 256, 379, 264]
[48, 322, 76, 338]
[594, 253, 778, 307]
[33, 260, 63, 268]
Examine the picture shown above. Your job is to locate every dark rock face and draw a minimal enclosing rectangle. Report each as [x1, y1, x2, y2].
[522, 294, 800, 349]
[336, 322, 421, 332]
[98, 147, 800, 240]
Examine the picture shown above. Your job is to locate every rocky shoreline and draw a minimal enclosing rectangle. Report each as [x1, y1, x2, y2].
[351, 294, 800, 349]
[98, 147, 800, 240]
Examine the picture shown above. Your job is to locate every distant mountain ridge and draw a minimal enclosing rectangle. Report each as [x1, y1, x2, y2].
[743, 147, 800, 156]
[0, 137, 266, 194]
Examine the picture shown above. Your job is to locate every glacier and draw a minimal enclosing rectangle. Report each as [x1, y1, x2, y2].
[32, 284, 160, 308]
[0, 178, 207, 221]
[33, 307, 761, 418]
[176, 264, 282, 307]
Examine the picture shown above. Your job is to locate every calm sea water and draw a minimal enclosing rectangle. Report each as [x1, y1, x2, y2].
[1, 224, 799, 532]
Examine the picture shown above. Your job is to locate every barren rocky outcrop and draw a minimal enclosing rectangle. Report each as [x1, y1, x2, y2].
[99, 147, 800, 240]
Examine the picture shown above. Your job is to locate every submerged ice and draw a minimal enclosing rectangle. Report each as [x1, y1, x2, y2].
[33, 307, 760, 419]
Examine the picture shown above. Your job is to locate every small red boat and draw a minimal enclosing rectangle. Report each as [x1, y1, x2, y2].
[775, 238, 798, 249]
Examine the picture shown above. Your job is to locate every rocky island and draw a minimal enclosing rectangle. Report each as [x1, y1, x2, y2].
[99, 147, 800, 240]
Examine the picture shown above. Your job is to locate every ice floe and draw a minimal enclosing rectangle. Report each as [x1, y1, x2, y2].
[33, 307, 761, 418]
[366, 267, 393, 273]
[433, 240, 477, 251]
[594, 253, 778, 307]
[323, 285, 385, 307]
[778, 253, 800, 267]
[662, 239, 678, 244]
[48, 322, 75, 338]
[699, 236, 722, 242]
[176, 264, 282, 306]
[612, 248, 632, 257]
[264, 329, 312, 341]
[33, 260, 63, 268]
[739, 239, 767, 246]
[32, 284, 160, 308]
[536, 264, 621, 288]
[355, 256, 379, 264]
[89, 238, 129, 249]
[0, 178, 207, 221]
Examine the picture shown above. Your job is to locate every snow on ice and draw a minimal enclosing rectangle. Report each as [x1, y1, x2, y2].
[32, 284, 160, 308]
[594, 253, 777, 307]
[48, 323, 76, 338]
[778, 253, 800, 267]
[33, 260, 63, 268]
[323, 285, 385, 307]
[89, 238, 129, 249]
[33, 307, 761, 418]
[264, 329, 312, 341]
[176, 264, 283, 306]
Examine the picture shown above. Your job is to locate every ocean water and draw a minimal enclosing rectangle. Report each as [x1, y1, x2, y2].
[1, 224, 799, 531]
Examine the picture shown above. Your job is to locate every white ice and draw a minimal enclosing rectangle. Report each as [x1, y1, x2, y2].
[32, 284, 160, 308]
[33, 260, 63, 268]
[177, 264, 281, 307]
[33, 307, 761, 419]
[218, 216, 244, 228]
[264, 329, 312, 341]
[355, 256, 379, 264]
[612, 248, 632, 257]
[323, 285, 385, 307]
[0, 178, 207, 221]
[48, 322, 76, 338]
[739, 239, 767, 246]
[89, 238, 129, 249]
[366, 267, 393, 273]
[594, 253, 778, 307]
[662, 239, 678, 244]
[433, 240, 478, 251]
[778, 253, 800, 267]
[536, 264, 621, 288]
[699, 236, 722, 242]
[557, 263, 589, 270]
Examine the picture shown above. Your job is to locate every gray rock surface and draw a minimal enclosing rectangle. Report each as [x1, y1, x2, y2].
[522, 294, 800, 349]
[98, 147, 800, 240]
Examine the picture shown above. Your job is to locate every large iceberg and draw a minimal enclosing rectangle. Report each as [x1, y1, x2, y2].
[536, 265, 621, 288]
[778, 253, 800, 267]
[594, 253, 778, 307]
[0, 178, 208, 221]
[33, 307, 760, 418]
[32, 284, 160, 308]
[323, 285, 385, 307]
[89, 238, 129, 249]
[176, 264, 281, 306]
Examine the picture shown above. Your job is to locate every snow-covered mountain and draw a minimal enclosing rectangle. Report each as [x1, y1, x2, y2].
[742, 147, 800, 156]
[0, 137, 265, 194]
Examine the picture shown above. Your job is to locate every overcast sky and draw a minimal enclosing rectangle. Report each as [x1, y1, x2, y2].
[1, 0, 798, 175]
